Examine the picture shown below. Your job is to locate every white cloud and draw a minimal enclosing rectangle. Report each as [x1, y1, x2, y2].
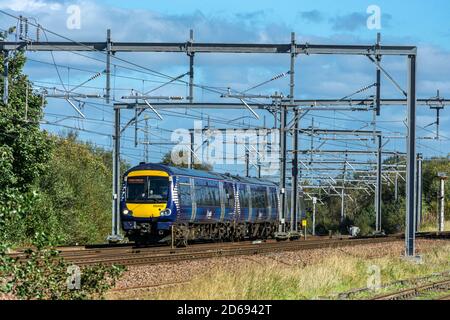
[1, 1, 447, 164]
[0, 0, 62, 12]
[3, 1, 450, 102]
[0, 0, 450, 101]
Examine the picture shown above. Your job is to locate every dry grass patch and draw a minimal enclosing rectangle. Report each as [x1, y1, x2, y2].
[144, 242, 450, 300]
[420, 221, 450, 232]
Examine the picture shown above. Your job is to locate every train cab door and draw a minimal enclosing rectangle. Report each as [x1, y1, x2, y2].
[266, 187, 272, 221]
[176, 176, 195, 222]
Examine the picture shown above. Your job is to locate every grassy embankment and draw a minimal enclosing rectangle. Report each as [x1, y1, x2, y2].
[420, 221, 450, 232]
[142, 243, 450, 300]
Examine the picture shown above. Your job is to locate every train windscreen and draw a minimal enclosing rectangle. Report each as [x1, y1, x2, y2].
[126, 176, 169, 203]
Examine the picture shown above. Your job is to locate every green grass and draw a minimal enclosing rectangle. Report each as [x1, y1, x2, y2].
[420, 221, 450, 232]
[415, 289, 450, 300]
[349, 272, 450, 300]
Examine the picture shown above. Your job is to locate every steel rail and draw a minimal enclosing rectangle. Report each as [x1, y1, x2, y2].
[66, 237, 399, 266]
[9, 232, 449, 265]
[371, 279, 450, 300]
[110, 280, 191, 292]
[334, 270, 450, 300]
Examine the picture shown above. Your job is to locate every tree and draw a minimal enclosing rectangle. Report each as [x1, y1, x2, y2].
[0, 49, 53, 244]
[0, 52, 52, 190]
[38, 134, 115, 244]
[160, 151, 213, 171]
[421, 158, 450, 226]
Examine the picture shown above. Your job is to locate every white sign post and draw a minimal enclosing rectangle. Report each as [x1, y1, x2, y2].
[312, 197, 317, 236]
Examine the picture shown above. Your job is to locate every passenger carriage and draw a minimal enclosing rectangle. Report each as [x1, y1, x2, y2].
[120, 163, 304, 246]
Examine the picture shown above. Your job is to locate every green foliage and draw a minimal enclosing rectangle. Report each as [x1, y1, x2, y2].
[382, 198, 405, 234]
[0, 51, 54, 244]
[0, 233, 124, 300]
[352, 205, 375, 235]
[0, 50, 116, 246]
[421, 158, 450, 225]
[305, 157, 449, 235]
[0, 189, 60, 246]
[0, 144, 15, 188]
[0, 52, 53, 191]
[0, 123, 118, 247]
[38, 134, 114, 244]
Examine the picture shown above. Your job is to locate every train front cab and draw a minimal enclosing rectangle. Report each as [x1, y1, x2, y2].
[120, 169, 175, 243]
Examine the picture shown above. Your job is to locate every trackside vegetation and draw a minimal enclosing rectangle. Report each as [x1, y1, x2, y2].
[144, 242, 450, 300]
[305, 157, 450, 236]
[0, 47, 118, 246]
[0, 233, 124, 300]
[0, 46, 124, 299]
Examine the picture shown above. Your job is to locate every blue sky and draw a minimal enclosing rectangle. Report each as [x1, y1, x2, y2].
[96, 0, 450, 48]
[0, 0, 449, 177]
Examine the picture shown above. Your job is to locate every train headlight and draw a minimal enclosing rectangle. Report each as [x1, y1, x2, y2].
[123, 209, 130, 215]
[160, 208, 172, 216]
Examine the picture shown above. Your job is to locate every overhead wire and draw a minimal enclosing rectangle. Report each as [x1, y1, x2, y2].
[3, 9, 448, 171]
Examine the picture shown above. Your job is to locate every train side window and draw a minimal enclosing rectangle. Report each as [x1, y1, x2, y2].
[251, 187, 258, 208]
[261, 187, 267, 208]
[208, 187, 215, 206]
[263, 188, 269, 208]
[251, 186, 266, 208]
[224, 183, 234, 208]
[270, 188, 278, 211]
[213, 187, 221, 207]
[249, 187, 255, 207]
[194, 184, 206, 206]
[178, 183, 192, 206]
[194, 179, 221, 207]
[239, 184, 249, 208]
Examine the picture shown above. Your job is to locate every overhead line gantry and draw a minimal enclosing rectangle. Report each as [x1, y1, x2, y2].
[2, 25, 439, 258]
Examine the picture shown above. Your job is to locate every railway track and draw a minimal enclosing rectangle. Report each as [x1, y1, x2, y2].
[64, 236, 399, 266]
[110, 280, 191, 292]
[7, 236, 366, 259]
[371, 279, 450, 300]
[332, 270, 450, 300]
[7, 232, 449, 298]
[9, 231, 449, 267]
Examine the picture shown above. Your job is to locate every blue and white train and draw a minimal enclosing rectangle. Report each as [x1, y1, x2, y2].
[120, 163, 305, 245]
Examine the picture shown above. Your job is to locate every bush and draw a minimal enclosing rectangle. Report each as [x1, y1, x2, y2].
[382, 198, 405, 234]
[0, 233, 125, 300]
[0, 133, 119, 247]
[352, 204, 375, 236]
[0, 189, 61, 246]
[38, 135, 114, 244]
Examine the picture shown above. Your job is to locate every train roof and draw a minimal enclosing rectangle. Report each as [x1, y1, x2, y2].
[124, 163, 278, 187]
